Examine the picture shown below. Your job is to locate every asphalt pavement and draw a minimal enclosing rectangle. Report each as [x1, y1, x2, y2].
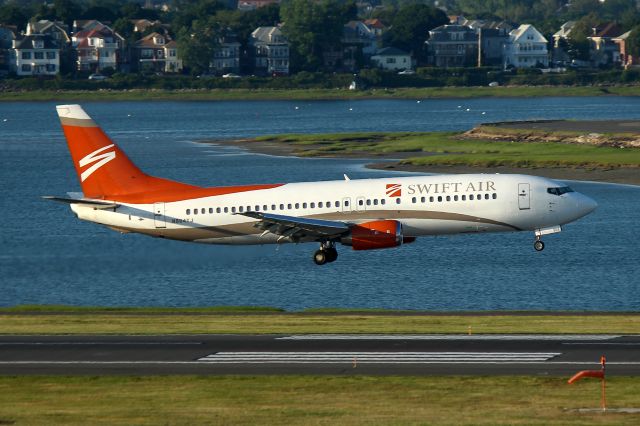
[0, 334, 638, 376]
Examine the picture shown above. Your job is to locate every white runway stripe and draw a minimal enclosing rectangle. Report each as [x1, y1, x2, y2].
[277, 335, 620, 341]
[198, 352, 561, 363]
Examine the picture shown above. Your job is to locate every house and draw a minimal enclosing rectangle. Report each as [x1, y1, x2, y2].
[552, 21, 575, 65]
[425, 24, 478, 68]
[72, 21, 124, 72]
[26, 20, 70, 46]
[237, 0, 279, 11]
[363, 19, 386, 37]
[503, 24, 549, 68]
[0, 25, 16, 73]
[133, 32, 182, 73]
[588, 23, 623, 66]
[370, 47, 412, 71]
[342, 20, 378, 71]
[477, 27, 509, 66]
[613, 30, 639, 69]
[9, 34, 60, 76]
[249, 26, 289, 76]
[211, 32, 240, 75]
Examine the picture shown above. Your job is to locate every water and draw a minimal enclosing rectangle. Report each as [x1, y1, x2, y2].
[1, 98, 639, 310]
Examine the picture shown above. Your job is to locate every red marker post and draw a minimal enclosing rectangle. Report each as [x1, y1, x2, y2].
[568, 356, 607, 411]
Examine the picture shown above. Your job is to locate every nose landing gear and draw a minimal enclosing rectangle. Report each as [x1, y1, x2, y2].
[313, 242, 338, 265]
[534, 238, 545, 252]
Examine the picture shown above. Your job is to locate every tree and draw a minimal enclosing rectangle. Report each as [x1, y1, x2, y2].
[626, 25, 640, 58]
[177, 16, 220, 75]
[53, 0, 82, 26]
[567, 13, 599, 61]
[0, 3, 29, 30]
[384, 3, 448, 62]
[280, 0, 356, 72]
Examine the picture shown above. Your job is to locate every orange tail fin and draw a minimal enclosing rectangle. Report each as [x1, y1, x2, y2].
[56, 104, 199, 201]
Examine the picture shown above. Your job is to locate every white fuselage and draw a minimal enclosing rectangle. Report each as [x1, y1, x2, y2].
[70, 173, 597, 245]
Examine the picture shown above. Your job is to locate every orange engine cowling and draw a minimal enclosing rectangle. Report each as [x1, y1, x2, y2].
[342, 220, 405, 251]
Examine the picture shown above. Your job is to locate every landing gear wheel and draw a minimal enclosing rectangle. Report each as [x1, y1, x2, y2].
[534, 240, 545, 252]
[325, 247, 338, 263]
[313, 249, 327, 265]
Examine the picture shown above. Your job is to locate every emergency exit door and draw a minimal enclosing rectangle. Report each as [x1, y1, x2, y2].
[153, 202, 166, 228]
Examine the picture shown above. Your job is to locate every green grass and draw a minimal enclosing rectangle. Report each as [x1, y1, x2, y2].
[1, 310, 640, 334]
[0, 375, 638, 425]
[2, 85, 640, 101]
[251, 131, 640, 169]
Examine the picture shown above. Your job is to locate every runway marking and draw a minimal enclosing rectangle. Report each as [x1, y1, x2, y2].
[277, 335, 621, 341]
[0, 342, 202, 346]
[197, 352, 562, 363]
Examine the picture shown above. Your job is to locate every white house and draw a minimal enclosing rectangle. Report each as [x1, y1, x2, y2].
[10, 34, 60, 76]
[249, 26, 289, 76]
[72, 21, 124, 72]
[503, 24, 549, 68]
[371, 47, 412, 71]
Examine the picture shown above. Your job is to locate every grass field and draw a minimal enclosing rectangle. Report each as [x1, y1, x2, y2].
[0, 375, 638, 425]
[1, 307, 639, 334]
[251, 131, 640, 169]
[1, 85, 639, 102]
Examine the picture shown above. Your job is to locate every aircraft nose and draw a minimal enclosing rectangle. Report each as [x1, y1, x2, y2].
[576, 193, 598, 217]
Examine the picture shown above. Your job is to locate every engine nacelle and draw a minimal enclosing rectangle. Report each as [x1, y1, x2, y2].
[341, 220, 404, 251]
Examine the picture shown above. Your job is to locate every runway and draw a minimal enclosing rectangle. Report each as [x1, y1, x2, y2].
[1, 334, 638, 375]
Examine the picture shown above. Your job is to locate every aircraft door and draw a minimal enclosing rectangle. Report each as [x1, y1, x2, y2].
[518, 183, 530, 210]
[342, 197, 351, 213]
[355, 196, 366, 212]
[153, 202, 166, 228]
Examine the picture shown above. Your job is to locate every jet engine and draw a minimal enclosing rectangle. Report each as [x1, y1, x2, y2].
[341, 220, 411, 250]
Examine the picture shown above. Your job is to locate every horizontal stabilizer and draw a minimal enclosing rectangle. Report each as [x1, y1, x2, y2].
[42, 196, 119, 209]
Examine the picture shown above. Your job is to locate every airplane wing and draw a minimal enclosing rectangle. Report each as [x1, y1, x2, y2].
[239, 211, 349, 242]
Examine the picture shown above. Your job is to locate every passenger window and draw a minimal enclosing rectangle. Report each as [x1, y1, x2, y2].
[209, 208, 213, 213]
[272, 204, 276, 210]
[255, 205, 260, 211]
[492, 193, 497, 199]
[446, 196, 451, 202]
[201, 208, 205, 214]
[469, 194, 474, 200]
[280, 204, 284, 210]
[247, 206, 251, 211]
[381, 199, 386, 205]
[239, 206, 244, 213]
[194, 209, 198, 215]
[310, 202, 316, 208]
[186, 209, 190, 215]
[319, 202, 323, 208]
[224, 207, 229, 213]
[485, 194, 490, 200]
[336, 201, 340, 207]
[358, 199, 363, 206]
[345, 201, 349, 207]
[429, 196, 434, 202]
[437, 196, 442, 202]
[287, 203, 292, 210]
[454, 195, 458, 201]
[373, 199, 378, 205]
[412, 197, 416, 203]
[216, 207, 221, 213]
[327, 201, 331, 208]
[395, 198, 401, 204]
[295, 203, 299, 209]
[421, 197, 426, 203]
[231, 207, 236, 213]
[366, 199, 371, 206]
[303, 202, 307, 208]
[462, 195, 466, 201]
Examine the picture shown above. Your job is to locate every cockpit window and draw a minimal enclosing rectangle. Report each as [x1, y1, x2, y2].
[547, 186, 574, 196]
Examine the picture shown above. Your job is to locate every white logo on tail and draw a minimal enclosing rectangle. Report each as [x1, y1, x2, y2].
[79, 144, 116, 182]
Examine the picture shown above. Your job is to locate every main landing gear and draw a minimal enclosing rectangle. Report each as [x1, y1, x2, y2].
[313, 242, 338, 265]
[534, 236, 545, 252]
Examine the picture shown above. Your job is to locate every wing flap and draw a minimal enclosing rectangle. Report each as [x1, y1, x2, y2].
[239, 211, 349, 241]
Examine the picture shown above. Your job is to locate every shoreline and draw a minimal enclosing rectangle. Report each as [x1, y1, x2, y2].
[203, 138, 640, 186]
[2, 85, 640, 102]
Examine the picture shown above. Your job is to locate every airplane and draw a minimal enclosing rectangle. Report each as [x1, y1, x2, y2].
[46, 104, 598, 265]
